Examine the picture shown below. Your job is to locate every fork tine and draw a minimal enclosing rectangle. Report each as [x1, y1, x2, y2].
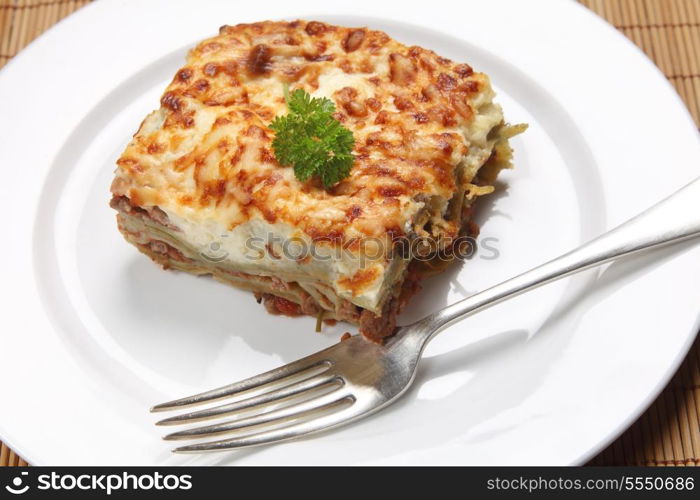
[156, 375, 342, 426]
[151, 360, 332, 412]
[164, 390, 352, 441]
[171, 396, 357, 452]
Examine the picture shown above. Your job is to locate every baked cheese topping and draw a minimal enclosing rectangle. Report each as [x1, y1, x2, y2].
[113, 20, 504, 240]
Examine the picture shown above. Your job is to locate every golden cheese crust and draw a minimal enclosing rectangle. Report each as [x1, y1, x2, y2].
[111, 20, 506, 246]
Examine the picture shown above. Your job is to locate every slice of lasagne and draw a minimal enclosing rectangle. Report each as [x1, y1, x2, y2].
[110, 21, 525, 342]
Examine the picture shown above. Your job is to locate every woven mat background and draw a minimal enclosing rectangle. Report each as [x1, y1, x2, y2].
[0, 0, 698, 467]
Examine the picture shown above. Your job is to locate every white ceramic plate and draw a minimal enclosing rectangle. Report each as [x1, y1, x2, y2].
[1, 0, 699, 465]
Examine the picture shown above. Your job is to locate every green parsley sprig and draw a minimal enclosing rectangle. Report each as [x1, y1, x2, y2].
[269, 86, 355, 188]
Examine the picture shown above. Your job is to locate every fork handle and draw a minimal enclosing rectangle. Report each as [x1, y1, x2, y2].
[421, 176, 700, 342]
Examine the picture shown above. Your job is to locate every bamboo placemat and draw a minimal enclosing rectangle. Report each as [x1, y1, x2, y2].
[0, 0, 698, 467]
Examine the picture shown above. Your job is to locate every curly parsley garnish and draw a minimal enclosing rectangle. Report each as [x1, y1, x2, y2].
[269, 87, 355, 188]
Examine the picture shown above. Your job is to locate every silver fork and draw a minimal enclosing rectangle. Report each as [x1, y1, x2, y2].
[152, 177, 700, 453]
